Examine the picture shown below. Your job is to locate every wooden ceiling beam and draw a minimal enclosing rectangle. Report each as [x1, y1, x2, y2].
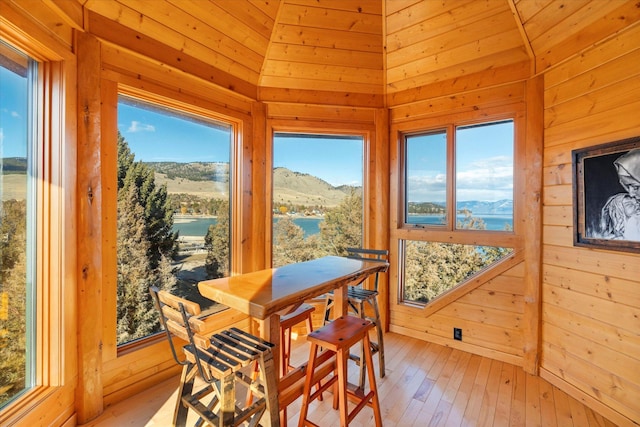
[85, 10, 258, 100]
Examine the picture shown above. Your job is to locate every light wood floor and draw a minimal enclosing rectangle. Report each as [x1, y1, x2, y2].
[80, 331, 617, 427]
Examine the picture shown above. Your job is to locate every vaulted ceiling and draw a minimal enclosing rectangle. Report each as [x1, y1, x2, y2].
[73, 0, 638, 102]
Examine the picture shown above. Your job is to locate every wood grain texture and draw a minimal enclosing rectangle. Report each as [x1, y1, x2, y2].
[541, 21, 640, 425]
[76, 30, 104, 423]
[78, 332, 621, 427]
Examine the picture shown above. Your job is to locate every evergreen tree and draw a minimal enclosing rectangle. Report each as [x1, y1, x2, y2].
[120, 160, 177, 268]
[272, 216, 318, 267]
[318, 189, 362, 256]
[403, 216, 512, 304]
[204, 200, 230, 279]
[116, 135, 178, 344]
[0, 200, 27, 404]
[116, 185, 176, 343]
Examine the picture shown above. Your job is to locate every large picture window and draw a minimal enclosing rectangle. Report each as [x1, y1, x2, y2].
[116, 96, 232, 346]
[400, 119, 515, 305]
[272, 133, 363, 267]
[0, 41, 37, 408]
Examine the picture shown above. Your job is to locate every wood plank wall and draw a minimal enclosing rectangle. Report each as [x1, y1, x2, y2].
[540, 23, 640, 426]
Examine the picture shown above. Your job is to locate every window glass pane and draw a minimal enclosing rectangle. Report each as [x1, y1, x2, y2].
[405, 131, 447, 226]
[272, 134, 363, 267]
[402, 240, 513, 304]
[0, 41, 36, 408]
[116, 96, 231, 346]
[455, 120, 514, 231]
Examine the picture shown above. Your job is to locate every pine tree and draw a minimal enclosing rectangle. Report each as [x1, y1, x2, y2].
[403, 219, 512, 303]
[116, 134, 178, 344]
[0, 200, 27, 403]
[272, 216, 318, 267]
[204, 200, 230, 279]
[318, 189, 363, 256]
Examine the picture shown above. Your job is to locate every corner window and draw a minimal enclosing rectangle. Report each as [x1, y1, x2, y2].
[400, 119, 515, 306]
[272, 133, 364, 267]
[0, 41, 37, 408]
[116, 96, 232, 346]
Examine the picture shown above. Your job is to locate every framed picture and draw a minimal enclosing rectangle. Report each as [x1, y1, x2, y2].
[573, 136, 640, 253]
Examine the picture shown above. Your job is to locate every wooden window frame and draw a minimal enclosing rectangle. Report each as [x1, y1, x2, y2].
[0, 17, 76, 425]
[105, 85, 243, 356]
[265, 120, 376, 267]
[390, 106, 526, 310]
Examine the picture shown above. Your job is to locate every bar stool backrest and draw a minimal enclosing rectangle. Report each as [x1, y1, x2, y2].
[149, 286, 216, 383]
[345, 248, 389, 291]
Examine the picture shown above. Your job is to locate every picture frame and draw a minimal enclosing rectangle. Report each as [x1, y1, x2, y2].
[572, 136, 640, 253]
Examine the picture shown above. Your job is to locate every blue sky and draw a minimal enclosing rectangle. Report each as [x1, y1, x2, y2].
[407, 121, 514, 203]
[118, 98, 364, 187]
[273, 135, 363, 187]
[0, 64, 28, 157]
[2, 72, 513, 201]
[118, 100, 231, 163]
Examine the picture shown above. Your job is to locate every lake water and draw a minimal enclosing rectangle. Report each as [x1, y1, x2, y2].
[408, 214, 513, 231]
[173, 216, 322, 238]
[173, 214, 513, 238]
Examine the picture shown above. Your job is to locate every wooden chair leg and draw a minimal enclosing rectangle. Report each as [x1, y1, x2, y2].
[323, 294, 334, 325]
[370, 298, 385, 378]
[175, 363, 196, 427]
[336, 346, 349, 427]
[362, 333, 382, 427]
[298, 342, 319, 427]
[259, 349, 280, 427]
[356, 301, 368, 390]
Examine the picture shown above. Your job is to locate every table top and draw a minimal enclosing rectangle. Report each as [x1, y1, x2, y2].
[197, 255, 388, 319]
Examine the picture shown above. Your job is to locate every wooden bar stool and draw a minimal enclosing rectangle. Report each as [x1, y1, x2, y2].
[298, 315, 382, 427]
[280, 303, 315, 377]
[278, 302, 316, 425]
[150, 286, 280, 427]
[324, 248, 389, 389]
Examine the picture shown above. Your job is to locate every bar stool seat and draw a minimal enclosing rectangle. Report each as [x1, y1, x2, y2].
[298, 315, 382, 427]
[150, 286, 280, 427]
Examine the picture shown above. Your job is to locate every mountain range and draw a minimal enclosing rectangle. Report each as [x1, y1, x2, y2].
[148, 162, 358, 207]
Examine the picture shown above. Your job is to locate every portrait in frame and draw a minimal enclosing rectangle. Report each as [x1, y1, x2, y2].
[573, 136, 640, 253]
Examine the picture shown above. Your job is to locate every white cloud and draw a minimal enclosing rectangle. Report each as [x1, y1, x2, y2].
[407, 173, 447, 202]
[127, 121, 155, 133]
[457, 162, 513, 201]
[11, 111, 20, 118]
[408, 156, 514, 202]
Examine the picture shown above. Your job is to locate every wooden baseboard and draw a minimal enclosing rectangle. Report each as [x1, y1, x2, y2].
[389, 324, 523, 367]
[539, 367, 637, 427]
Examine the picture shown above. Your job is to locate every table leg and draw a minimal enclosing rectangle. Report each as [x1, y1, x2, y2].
[259, 314, 281, 373]
[258, 314, 281, 426]
[333, 284, 349, 318]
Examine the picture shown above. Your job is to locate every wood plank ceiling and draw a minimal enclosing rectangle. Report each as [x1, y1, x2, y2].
[75, 0, 639, 103]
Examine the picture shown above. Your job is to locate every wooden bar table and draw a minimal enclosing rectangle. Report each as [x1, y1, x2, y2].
[198, 256, 388, 372]
[198, 256, 389, 423]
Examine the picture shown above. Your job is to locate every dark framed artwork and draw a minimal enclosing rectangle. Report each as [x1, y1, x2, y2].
[573, 137, 640, 253]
